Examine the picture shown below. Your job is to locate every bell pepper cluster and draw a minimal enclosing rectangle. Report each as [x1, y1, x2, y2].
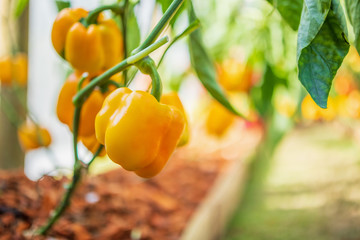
[53, 7, 189, 178]
[0, 52, 53, 152]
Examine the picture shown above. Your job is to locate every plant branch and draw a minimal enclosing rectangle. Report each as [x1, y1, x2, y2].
[158, 20, 200, 67]
[133, 0, 184, 53]
[84, 4, 124, 27]
[72, 36, 168, 105]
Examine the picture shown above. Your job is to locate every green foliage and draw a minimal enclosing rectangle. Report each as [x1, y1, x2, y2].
[14, 0, 28, 17]
[252, 65, 287, 118]
[156, 0, 185, 27]
[126, 4, 141, 57]
[187, 1, 241, 117]
[266, 0, 303, 30]
[55, 0, 71, 12]
[297, 0, 349, 108]
[345, 0, 360, 55]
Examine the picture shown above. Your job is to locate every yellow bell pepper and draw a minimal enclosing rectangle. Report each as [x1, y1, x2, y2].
[12, 53, 28, 86]
[95, 87, 185, 178]
[161, 92, 189, 146]
[51, 8, 123, 73]
[0, 56, 13, 86]
[51, 8, 88, 56]
[301, 94, 336, 121]
[206, 101, 235, 137]
[17, 121, 52, 151]
[217, 59, 255, 92]
[56, 71, 105, 137]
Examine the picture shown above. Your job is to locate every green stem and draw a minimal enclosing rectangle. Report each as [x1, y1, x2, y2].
[87, 145, 104, 168]
[158, 20, 200, 67]
[133, 0, 184, 53]
[37, 104, 84, 235]
[0, 94, 22, 127]
[72, 36, 168, 105]
[121, 0, 129, 85]
[72, 106, 82, 164]
[83, 4, 124, 27]
[77, 73, 89, 91]
[136, 57, 162, 101]
[36, 163, 82, 235]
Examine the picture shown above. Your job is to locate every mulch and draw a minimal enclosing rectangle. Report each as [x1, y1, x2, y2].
[0, 156, 228, 240]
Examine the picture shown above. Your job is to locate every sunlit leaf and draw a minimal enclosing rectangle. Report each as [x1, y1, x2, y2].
[266, 0, 303, 30]
[297, 0, 349, 108]
[126, 5, 141, 56]
[55, 0, 71, 12]
[187, 1, 241, 116]
[345, 0, 360, 55]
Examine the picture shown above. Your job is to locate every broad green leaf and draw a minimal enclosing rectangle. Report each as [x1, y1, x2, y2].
[55, 0, 71, 12]
[297, 0, 349, 108]
[126, 5, 141, 57]
[14, 0, 28, 17]
[266, 0, 303, 30]
[345, 0, 360, 54]
[187, 1, 241, 116]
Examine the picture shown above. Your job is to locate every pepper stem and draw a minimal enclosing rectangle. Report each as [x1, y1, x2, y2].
[83, 4, 124, 27]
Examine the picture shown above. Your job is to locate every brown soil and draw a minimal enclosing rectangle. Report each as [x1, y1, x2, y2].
[0, 156, 228, 240]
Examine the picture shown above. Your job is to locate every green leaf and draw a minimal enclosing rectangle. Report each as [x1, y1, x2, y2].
[14, 0, 28, 17]
[126, 5, 141, 57]
[345, 0, 360, 55]
[266, 0, 303, 30]
[252, 64, 287, 117]
[156, 0, 185, 27]
[187, 1, 241, 117]
[297, 0, 349, 108]
[55, 0, 71, 12]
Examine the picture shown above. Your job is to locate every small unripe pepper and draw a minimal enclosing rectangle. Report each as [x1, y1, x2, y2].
[161, 92, 190, 146]
[95, 87, 185, 178]
[56, 71, 104, 137]
[17, 121, 52, 151]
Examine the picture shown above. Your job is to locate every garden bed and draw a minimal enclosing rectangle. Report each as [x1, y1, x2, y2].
[0, 123, 262, 240]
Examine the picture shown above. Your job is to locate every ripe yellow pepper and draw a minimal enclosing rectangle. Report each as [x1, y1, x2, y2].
[12, 53, 28, 86]
[161, 92, 189, 146]
[217, 59, 255, 92]
[56, 71, 104, 137]
[301, 94, 336, 121]
[345, 90, 360, 119]
[95, 88, 185, 178]
[51, 8, 123, 74]
[51, 8, 88, 56]
[17, 121, 52, 151]
[0, 56, 13, 86]
[206, 101, 235, 137]
[0, 53, 28, 87]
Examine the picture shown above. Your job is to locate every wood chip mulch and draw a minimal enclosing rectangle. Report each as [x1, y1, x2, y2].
[0, 156, 228, 240]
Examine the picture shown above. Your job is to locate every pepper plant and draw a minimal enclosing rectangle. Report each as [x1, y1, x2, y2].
[5, 0, 358, 235]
